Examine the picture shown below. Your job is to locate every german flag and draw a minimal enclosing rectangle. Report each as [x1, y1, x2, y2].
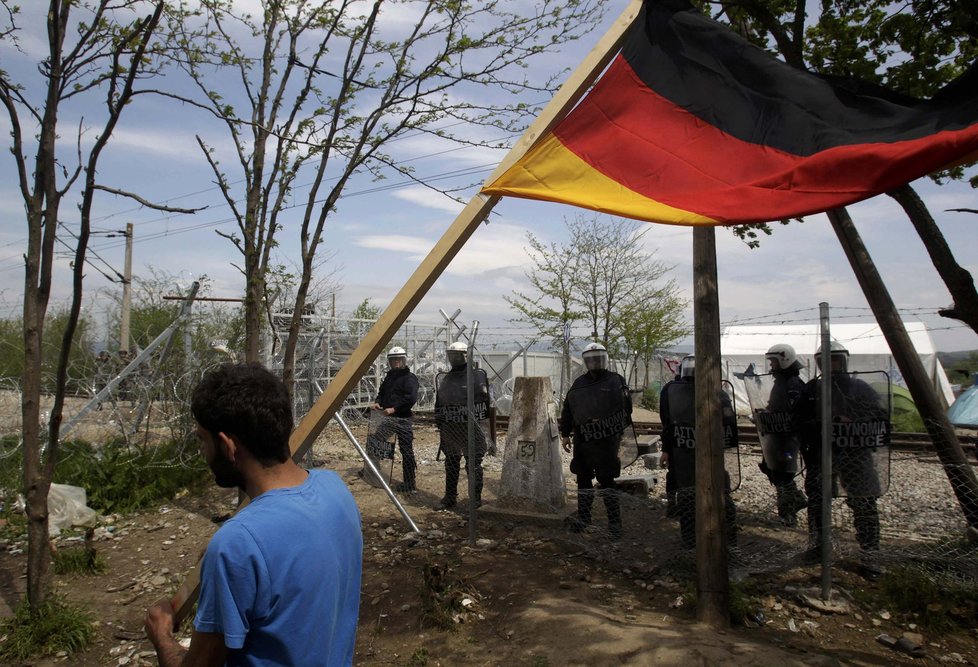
[482, 0, 978, 226]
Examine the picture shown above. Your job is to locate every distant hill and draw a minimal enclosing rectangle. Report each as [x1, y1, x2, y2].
[940, 350, 978, 386]
[939, 350, 978, 366]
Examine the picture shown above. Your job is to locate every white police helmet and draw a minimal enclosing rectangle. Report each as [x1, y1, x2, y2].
[765, 343, 797, 372]
[447, 341, 468, 369]
[582, 342, 609, 372]
[815, 340, 849, 372]
[387, 346, 407, 368]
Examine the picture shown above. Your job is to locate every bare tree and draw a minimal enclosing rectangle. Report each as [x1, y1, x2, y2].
[0, 0, 186, 611]
[507, 215, 687, 384]
[567, 217, 678, 351]
[166, 0, 610, 396]
[506, 229, 584, 392]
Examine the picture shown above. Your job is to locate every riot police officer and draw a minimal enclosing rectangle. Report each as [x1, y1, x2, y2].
[798, 341, 886, 555]
[560, 343, 632, 541]
[370, 346, 419, 493]
[659, 355, 738, 550]
[434, 341, 492, 510]
[757, 344, 808, 526]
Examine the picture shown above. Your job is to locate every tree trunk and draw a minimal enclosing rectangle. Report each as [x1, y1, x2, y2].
[828, 208, 978, 529]
[888, 184, 978, 334]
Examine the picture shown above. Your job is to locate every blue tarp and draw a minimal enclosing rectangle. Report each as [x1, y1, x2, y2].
[948, 385, 978, 428]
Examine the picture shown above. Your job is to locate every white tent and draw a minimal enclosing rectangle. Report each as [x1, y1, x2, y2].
[720, 322, 954, 414]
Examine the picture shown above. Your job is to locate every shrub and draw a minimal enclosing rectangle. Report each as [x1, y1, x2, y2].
[0, 594, 95, 661]
[640, 386, 660, 412]
[0, 435, 207, 538]
[878, 564, 978, 632]
[56, 437, 208, 514]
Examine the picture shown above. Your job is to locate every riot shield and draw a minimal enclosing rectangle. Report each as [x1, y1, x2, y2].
[434, 369, 491, 458]
[743, 373, 804, 478]
[618, 422, 643, 468]
[721, 380, 742, 492]
[664, 381, 696, 490]
[564, 374, 633, 443]
[825, 371, 892, 498]
[361, 408, 397, 488]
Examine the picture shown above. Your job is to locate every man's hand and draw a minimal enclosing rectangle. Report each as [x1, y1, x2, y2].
[384, 407, 395, 416]
[145, 598, 186, 666]
[372, 403, 382, 410]
[660, 452, 669, 468]
[561, 436, 571, 453]
[145, 598, 228, 667]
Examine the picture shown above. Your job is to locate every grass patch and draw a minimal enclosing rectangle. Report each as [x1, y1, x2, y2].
[877, 564, 978, 633]
[676, 575, 764, 626]
[52, 545, 106, 575]
[419, 562, 479, 631]
[0, 594, 95, 661]
[407, 646, 429, 666]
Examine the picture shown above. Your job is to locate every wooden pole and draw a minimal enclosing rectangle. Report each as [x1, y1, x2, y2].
[827, 208, 978, 529]
[119, 223, 133, 354]
[692, 226, 729, 628]
[170, 0, 646, 623]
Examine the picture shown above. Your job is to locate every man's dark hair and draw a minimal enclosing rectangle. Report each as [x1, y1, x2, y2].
[191, 362, 293, 464]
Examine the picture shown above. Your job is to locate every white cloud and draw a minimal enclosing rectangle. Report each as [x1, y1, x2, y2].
[391, 187, 466, 215]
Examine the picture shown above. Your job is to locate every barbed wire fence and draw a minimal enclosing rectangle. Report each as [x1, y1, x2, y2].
[0, 304, 975, 600]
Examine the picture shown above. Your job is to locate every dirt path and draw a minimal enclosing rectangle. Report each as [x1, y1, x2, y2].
[1, 422, 975, 666]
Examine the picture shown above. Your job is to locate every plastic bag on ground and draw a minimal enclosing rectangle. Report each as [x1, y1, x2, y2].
[48, 483, 98, 536]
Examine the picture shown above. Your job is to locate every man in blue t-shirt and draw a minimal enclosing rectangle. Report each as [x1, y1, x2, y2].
[145, 363, 363, 666]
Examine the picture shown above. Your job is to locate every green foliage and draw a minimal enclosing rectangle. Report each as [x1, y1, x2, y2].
[407, 647, 429, 666]
[0, 594, 95, 661]
[640, 386, 660, 413]
[508, 215, 688, 365]
[877, 565, 978, 632]
[52, 546, 106, 576]
[0, 435, 208, 519]
[0, 309, 97, 392]
[350, 298, 382, 322]
[54, 438, 208, 514]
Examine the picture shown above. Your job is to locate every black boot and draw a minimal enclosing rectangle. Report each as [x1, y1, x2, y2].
[566, 489, 594, 533]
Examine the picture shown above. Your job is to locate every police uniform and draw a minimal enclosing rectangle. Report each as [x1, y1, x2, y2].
[370, 365, 419, 491]
[560, 369, 632, 539]
[756, 362, 808, 525]
[797, 372, 887, 551]
[434, 364, 491, 508]
[659, 376, 738, 549]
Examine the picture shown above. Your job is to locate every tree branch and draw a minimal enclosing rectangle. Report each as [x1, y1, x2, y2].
[92, 184, 208, 214]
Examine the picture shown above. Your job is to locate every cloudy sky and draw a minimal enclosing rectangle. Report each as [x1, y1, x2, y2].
[1, 0, 976, 355]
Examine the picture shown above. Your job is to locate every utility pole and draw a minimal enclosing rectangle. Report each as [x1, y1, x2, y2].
[119, 223, 133, 354]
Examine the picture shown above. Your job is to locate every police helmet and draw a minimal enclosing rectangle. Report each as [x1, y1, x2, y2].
[582, 342, 609, 372]
[387, 346, 407, 368]
[679, 355, 695, 380]
[765, 343, 797, 372]
[447, 341, 468, 369]
[815, 340, 849, 373]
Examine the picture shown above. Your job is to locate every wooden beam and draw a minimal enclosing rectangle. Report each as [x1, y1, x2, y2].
[693, 226, 730, 628]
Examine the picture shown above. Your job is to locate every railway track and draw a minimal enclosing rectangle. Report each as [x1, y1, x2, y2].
[410, 412, 977, 452]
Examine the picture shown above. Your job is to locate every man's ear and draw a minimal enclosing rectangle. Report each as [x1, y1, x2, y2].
[215, 432, 238, 462]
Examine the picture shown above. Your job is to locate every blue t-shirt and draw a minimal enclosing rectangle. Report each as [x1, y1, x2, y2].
[195, 469, 363, 666]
